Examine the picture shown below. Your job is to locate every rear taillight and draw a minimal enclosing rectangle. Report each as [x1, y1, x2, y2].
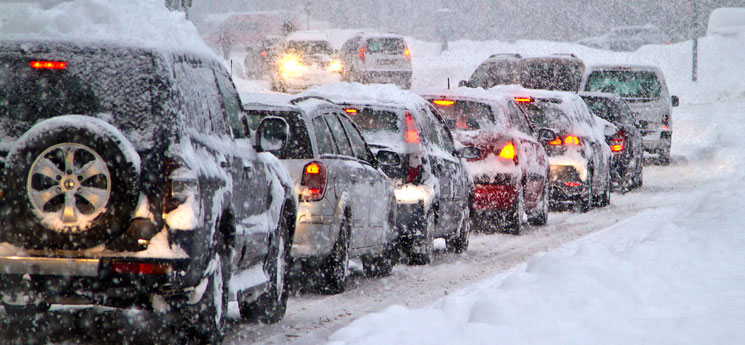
[498, 141, 516, 161]
[514, 97, 532, 103]
[261, 50, 267, 57]
[163, 157, 198, 214]
[404, 111, 420, 143]
[30, 60, 66, 70]
[359, 46, 366, 62]
[661, 114, 670, 130]
[301, 162, 327, 202]
[112, 262, 172, 275]
[407, 165, 420, 184]
[610, 130, 625, 152]
[432, 99, 455, 106]
[404, 48, 411, 60]
[547, 135, 581, 146]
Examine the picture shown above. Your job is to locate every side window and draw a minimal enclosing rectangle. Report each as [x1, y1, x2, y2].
[418, 108, 441, 148]
[426, 106, 455, 153]
[173, 60, 226, 135]
[312, 116, 336, 155]
[506, 101, 533, 134]
[339, 114, 373, 162]
[214, 69, 245, 138]
[324, 113, 355, 157]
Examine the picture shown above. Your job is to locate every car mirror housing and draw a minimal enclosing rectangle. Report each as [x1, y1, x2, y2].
[256, 117, 290, 152]
[603, 123, 617, 137]
[671, 95, 679, 107]
[537, 128, 557, 142]
[458, 80, 471, 88]
[458, 146, 481, 160]
[376, 149, 402, 166]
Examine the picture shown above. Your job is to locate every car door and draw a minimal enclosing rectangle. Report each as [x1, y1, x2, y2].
[421, 106, 462, 237]
[338, 113, 387, 247]
[323, 112, 369, 250]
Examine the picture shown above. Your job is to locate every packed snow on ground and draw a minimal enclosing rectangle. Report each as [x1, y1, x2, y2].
[319, 29, 745, 345]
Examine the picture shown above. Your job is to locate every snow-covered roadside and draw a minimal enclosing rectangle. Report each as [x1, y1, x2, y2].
[326, 98, 745, 345]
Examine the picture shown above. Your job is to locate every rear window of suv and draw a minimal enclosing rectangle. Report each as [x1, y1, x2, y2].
[584, 70, 661, 99]
[429, 100, 495, 131]
[0, 50, 154, 139]
[365, 38, 405, 54]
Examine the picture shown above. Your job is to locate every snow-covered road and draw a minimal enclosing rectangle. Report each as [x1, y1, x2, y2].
[221, 98, 745, 344]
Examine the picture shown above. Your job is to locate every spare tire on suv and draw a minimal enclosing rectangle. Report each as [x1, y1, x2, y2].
[3, 115, 140, 250]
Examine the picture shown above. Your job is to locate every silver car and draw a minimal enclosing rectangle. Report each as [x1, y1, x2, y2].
[242, 94, 398, 294]
[581, 64, 679, 165]
[339, 32, 413, 89]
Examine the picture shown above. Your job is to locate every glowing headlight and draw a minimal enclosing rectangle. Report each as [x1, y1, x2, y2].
[279, 54, 303, 75]
[329, 59, 342, 73]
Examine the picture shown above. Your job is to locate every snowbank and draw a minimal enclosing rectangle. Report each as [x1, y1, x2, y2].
[0, 0, 214, 57]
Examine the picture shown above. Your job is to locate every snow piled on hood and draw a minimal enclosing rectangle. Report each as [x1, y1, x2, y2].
[0, 0, 213, 57]
[301, 82, 430, 110]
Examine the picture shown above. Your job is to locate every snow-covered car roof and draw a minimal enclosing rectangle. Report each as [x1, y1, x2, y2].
[286, 30, 330, 42]
[0, 0, 215, 59]
[300, 82, 429, 111]
[240, 93, 340, 119]
[420, 86, 517, 104]
[586, 64, 662, 73]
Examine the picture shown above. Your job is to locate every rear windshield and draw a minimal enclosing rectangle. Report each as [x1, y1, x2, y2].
[470, 61, 522, 88]
[285, 40, 333, 55]
[522, 60, 584, 92]
[584, 70, 661, 99]
[365, 38, 405, 53]
[245, 110, 313, 159]
[344, 108, 403, 146]
[0, 50, 154, 139]
[582, 97, 633, 125]
[429, 100, 494, 131]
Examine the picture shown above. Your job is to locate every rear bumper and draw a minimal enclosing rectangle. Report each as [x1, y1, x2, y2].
[548, 165, 589, 203]
[395, 202, 426, 239]
[290, 208, 336, 259]
[641, 129, 672, 153]
[472, 183, 518, 210]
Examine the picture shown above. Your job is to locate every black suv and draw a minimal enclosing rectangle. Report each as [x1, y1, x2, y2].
[0, 40, 297, 344]
[459, 53, 586, 92]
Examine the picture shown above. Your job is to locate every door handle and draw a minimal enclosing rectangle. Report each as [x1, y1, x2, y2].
[220, 161, 229, 168]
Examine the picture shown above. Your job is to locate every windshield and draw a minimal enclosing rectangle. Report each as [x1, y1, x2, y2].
[0, 50, 154, 140]
[285, 40, 333, 55]
[365, 38, 405, 53]
[519, 102, 571, 130]
[584, 70, 661, 98]
[429, 100, 494, 131]
[582, 97, 633, 125]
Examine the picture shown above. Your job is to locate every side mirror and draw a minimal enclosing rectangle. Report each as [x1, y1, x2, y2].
[376, 149, 402, 166]
[603, 123, 617, 137]
[537, 128, 557, 142]
[255, 117, 290, 152]
[671, 95, 679, 107]
[458, 80, 471, 88]
[635, 119, 648, 129]
[458, 146, 481, 160]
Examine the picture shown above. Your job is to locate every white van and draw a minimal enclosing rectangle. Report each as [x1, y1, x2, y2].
[581, 64, 678, 165]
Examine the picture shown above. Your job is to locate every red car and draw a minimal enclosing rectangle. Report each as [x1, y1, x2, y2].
[422, 88, 553, 234]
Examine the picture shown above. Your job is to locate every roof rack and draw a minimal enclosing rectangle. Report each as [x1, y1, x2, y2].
[489, 53, 522, 59]
[289, 95, 335, 105]
[551, 53, 578, 58]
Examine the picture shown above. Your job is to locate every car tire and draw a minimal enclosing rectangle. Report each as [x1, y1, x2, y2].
[2, 302, 50, 317]
[318, 215, 350, 295]
[180, 241, 229, 345]
[658, 150, 671, 166]
[239, 205, 292, 323]
[3, 118, 139, 250]
[407, 210, 435, 265]
[505, 187, 525, 235]
[446, 203, 471, 253]
[577, 170, 593, 213]
[528, 180, 549, 226]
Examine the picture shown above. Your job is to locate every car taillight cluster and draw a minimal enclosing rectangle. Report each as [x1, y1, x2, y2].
[359, 46, 366, 62]
[301, 162, 327, 202]
[30, 60, 67, 70]
[404, 111, 422, 183]
[498, 141, 516, 161]
[610, 130, 626, 152]
[548, 135, 581, 146]
[404, 48, 411, 60]
[661, 114, 670, 130]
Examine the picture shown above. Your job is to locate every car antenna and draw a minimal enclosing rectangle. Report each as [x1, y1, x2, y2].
[447, 78, 450, 90]
[230, 59, 233, 77]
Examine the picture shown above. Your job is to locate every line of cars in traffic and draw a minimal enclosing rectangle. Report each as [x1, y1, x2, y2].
[0, 34, 677, 345]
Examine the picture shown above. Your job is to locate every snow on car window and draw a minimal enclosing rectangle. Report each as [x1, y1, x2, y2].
[585, 71, 661, 99]
[431, 100, 493, 131]
[346, 108, 400, 133]
[286, 40, 333, 55]
[365, 38, 405, 53]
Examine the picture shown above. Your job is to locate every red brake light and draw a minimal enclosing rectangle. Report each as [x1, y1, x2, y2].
[359, 46, 366, 61]
[564, 135, 581, 146]
[514, 97, 532, 103]
[661, 114, 670, 130]
[301, 162, 327, 202]
[407, 165, 420, 184]
[261, 50, 267, 57]
[610, 130, 625, 152]
[565, 182, 582, 187]
[404, 111, 420, 143]
[344, 108, 358, 113]
[548, 137, 562, 145]
[433, 100, 455, 106]
[112, 262, 172, 275]
[498, 141, 516, 160]
[404, 48, 411, 59]
[30, 61, 66, 70]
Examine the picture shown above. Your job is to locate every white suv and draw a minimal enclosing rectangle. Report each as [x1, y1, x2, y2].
[339, 33, 412, 89]
[581, 64, 679, 165]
